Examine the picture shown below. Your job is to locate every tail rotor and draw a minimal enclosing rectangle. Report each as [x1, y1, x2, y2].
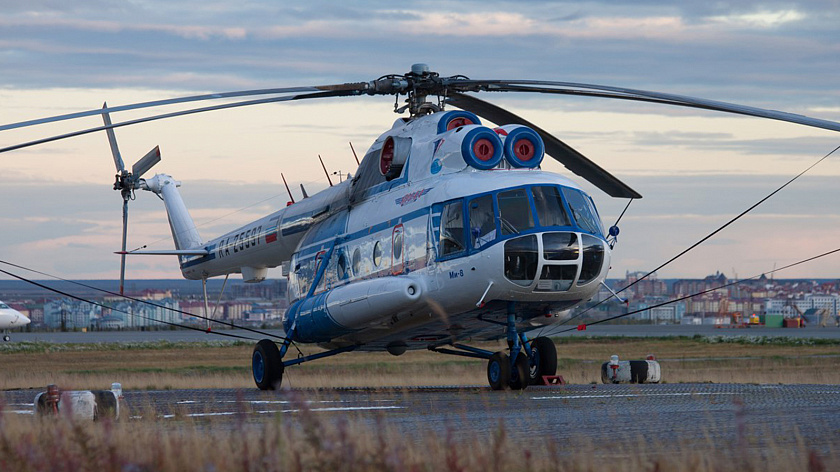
[101, 103, 161, 295]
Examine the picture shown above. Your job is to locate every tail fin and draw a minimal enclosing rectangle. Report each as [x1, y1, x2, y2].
[142, 174, 202, 250]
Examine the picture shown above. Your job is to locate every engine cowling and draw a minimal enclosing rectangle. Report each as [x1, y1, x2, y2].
[433, 124, 504, 171]
[495, 125, 545, 168]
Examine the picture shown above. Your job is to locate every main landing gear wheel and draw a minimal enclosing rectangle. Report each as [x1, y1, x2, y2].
[253, 339, 284, 390]
[528, 337, 558, 385]
[509, 352, 530, 391]
[487, 351, 511, 390]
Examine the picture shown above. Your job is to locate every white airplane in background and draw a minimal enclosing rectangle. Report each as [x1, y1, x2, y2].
[0, 301, 30, 341]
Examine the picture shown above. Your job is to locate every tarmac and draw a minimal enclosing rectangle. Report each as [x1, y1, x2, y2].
[3, 383, 839, 453]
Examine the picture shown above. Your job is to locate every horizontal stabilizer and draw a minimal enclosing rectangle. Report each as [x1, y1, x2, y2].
[116, 249, 210, 256]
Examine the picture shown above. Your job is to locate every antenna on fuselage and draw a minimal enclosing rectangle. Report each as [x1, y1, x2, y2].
[281, 173, 295, 205]
[318, 155, 334, 187]
[300, 184, 309, 199]
[349, 142, 360, 166]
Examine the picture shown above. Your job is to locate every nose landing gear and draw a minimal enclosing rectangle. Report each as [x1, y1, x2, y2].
[431, 310, 558, 391]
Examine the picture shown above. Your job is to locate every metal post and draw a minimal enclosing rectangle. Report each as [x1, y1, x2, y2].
[507, 302, 520, 371]
[119, 197, 128, 295]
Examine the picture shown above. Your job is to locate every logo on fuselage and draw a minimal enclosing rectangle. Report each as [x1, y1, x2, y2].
[395, 188, 432, 207]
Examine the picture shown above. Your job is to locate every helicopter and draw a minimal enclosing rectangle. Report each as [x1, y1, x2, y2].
[2, 64, 839, 390]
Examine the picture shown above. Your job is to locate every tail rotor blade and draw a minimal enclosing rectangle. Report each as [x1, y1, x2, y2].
[101, 102, 126, 173]
[132, 145, 161, 179]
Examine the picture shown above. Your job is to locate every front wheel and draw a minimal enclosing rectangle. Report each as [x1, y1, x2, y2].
[529, 337, 558, 385]
[509, 352, 530, 391]
[487, 352, 511, 390]
[253, 339, 284, 390]
[2, 334, 9, 342]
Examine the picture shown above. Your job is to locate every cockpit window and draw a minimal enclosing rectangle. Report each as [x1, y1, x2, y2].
[532, 186, 571, 227]
[497, 188, 534, 235]
[561, 188, 603, 236]
[439, 200, 465, 256]
[0, 303, 8, 309]
[468, 195, 496, 249]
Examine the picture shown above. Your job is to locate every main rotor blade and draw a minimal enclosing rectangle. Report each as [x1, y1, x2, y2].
[0, 89, 360, 155]
[447, 79, 840, 133]
[101, 102, 125, 173]
[0, 84, 367, 132]
[447, 92, 642, 199]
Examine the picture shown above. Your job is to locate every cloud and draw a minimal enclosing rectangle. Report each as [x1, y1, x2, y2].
[0, 0, 838, 280]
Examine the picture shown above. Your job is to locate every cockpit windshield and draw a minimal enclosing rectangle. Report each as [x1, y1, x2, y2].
[561, 187, 603, 236]
[435, 184, 605, 261]
[532, 186, 571, 227]
[497, 188, 534, 235]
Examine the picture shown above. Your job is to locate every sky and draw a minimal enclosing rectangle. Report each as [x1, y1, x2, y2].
[1, 1, 839, 282]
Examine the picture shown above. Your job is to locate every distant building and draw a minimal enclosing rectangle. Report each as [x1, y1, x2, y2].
[44, 299, 102, 330]
[618, 271, 667, 299]
[104, 298, 181, 328]
[673, 272, 728, 297]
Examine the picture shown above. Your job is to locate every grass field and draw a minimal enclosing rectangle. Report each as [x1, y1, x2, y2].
[1, 403, 835, 472]
[1, 335, 839, 390]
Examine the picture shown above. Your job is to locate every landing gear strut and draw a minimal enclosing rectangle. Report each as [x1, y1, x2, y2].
[251, 337, 358, 390]
[431, 305, 557, 390]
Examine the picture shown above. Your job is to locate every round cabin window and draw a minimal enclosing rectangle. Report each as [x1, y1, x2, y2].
[373, 241, 382, 267]
[352, 248, 361, 275]
[393, 231, 403, 260]
[337, 252, 348, 279]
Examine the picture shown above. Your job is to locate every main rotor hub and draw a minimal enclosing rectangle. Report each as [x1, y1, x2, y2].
[367, 64, 452, 118]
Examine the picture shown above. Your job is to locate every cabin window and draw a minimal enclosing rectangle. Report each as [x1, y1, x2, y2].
[562, 188, 603, 236]
[468, 195, 496, 249]
[352, 248, 362, 275]
[543, 232, 579, 261]
[373, 241, 383, 267]
[497, 188, 534, 235]
[532, 186, 571, 227]
[536, 265, 577, 292]
[393, 230, 403, 260]
[578, 234, 605, 284]
[439, 200, 465, 257]
[337, 252, 348, 280]
[504, 235, 538, 286]
[392, 225, 405, 274]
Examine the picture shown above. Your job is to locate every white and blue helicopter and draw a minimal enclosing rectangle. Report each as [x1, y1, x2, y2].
[2, 64, 839, 389]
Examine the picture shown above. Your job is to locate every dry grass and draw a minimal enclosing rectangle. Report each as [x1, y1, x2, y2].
[0, 397, 837, 472]
[1, 337, 839, 391]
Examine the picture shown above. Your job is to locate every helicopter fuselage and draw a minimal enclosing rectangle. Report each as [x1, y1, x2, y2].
[159, 109, 611, 351]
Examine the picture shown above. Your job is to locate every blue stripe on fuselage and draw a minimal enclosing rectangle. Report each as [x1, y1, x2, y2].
[179, 244, 218, 269]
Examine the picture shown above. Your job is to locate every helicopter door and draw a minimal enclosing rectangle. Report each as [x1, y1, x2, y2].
[312, 250, 327, 294]
[391, 224, 405, 275]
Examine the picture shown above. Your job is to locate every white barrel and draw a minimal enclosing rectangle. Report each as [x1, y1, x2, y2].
[35, 389, 120, 420]
[601, 360, 661, 384]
